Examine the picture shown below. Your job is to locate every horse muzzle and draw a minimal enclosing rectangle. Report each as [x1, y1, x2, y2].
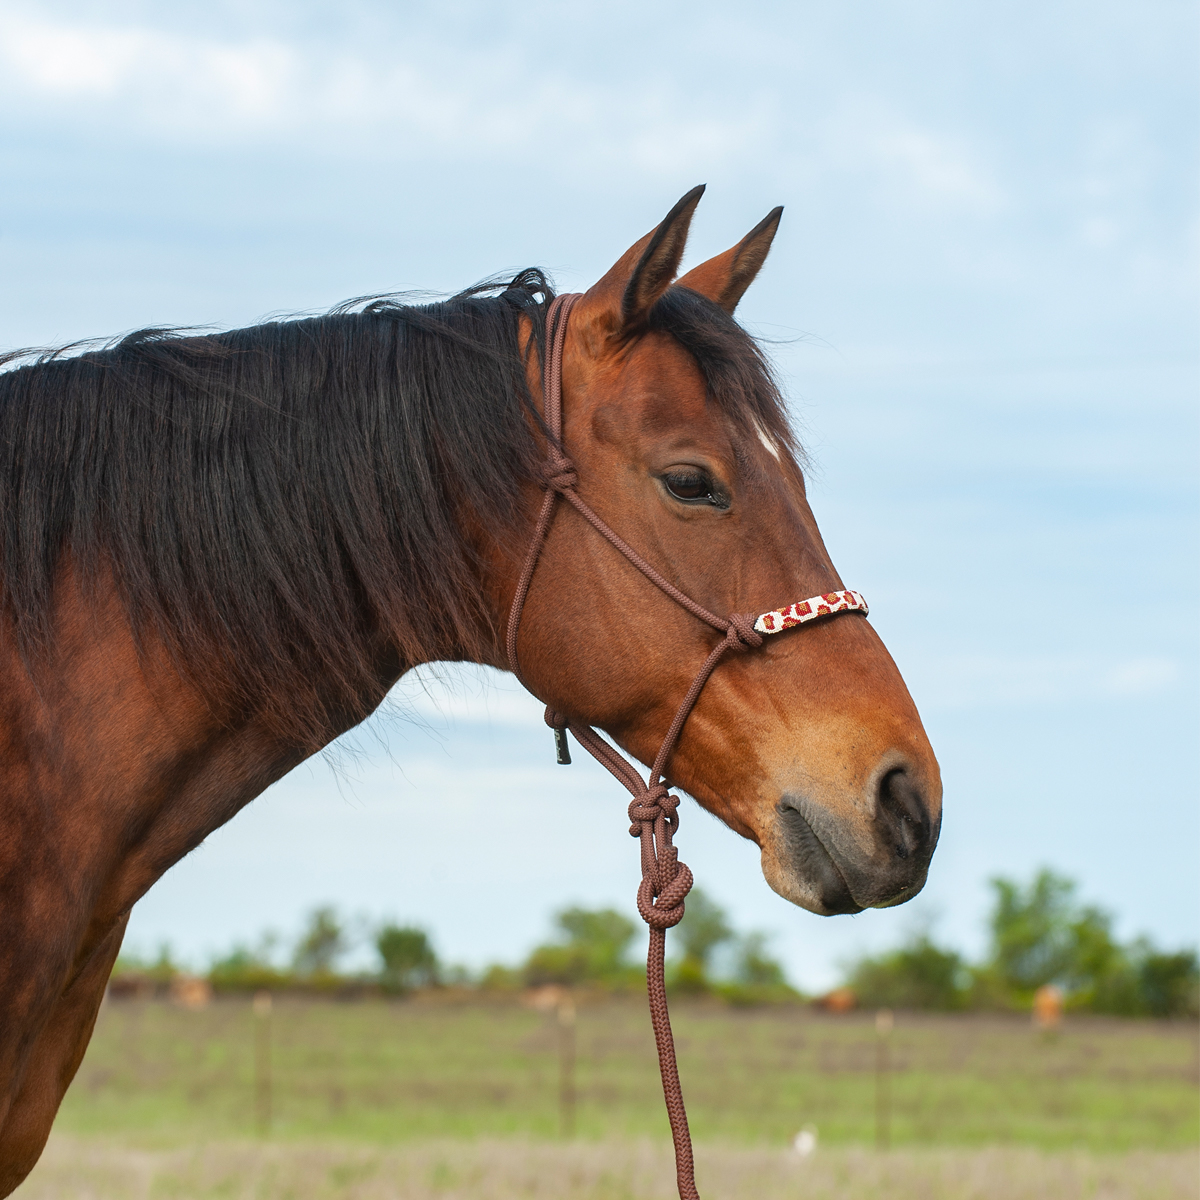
[765, 761, 942, 916]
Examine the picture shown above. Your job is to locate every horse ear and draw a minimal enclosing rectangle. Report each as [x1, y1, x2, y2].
[676, 206, 783, 314]
[580, 185, 706, 338]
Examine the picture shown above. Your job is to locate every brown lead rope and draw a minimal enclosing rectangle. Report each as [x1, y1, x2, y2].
[506, 293, 766, 1200]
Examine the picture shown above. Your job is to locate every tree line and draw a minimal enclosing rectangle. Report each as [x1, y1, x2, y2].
[113, 887, 794, 1005]
[845, 869, 1197, 1017]
[112, 867, 1197, 1016]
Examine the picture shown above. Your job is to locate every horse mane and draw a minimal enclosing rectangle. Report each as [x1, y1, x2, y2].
[0, 272, 796, 750]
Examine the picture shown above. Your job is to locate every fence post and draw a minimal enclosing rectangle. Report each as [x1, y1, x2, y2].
[558, 993, 576, 1138]
[875, 1007, 893, 1151]
[253, 990, 273, 1136]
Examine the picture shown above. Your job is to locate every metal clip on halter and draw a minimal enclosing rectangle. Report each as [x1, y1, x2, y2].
[554, 728, 571, 765]
[545, 708, 572, 765]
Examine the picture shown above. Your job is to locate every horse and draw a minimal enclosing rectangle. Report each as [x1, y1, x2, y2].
[0, 185, 941, 1194]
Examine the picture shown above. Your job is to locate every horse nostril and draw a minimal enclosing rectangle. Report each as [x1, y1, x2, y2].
[875, 768, 933, 861]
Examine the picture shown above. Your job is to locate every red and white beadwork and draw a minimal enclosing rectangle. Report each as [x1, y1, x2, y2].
[753, 590, 868, 635]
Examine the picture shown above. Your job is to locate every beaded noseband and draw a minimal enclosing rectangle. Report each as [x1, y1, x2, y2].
[505, 293, 868, 1200]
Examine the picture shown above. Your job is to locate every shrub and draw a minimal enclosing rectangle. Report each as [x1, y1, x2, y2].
[292, 906, 348, 979]
[717, 933, 799, 1006]
[479, 963, 522, 992]
[208, 944, 291, 993]
[109, 945, 181, 998]
[846, 934, 968, 1011]
[989, 869, 1079, 993]
[983, 870, 1198, 1015]
[1135, 946, 1199, 1017]
[376, 924, 439, 993]
[524, 906, 641, 988]
[667, 888, 733, 994]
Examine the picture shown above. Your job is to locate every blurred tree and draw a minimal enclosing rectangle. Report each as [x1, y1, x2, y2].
[147, 944, 180, 985]
[846, 933, 968, 1010]
[670, 888, 733, 993]
[479, 963, 522, 992]
[1135, 946, 1199, 1017]
[1064, 906, 1139, 1013]
[109, 943, 182, 997]
[988, 869, 1079, 993]
[376, 924, 438, 993]
[293, 906, 347, 977]
[715, 931, 798, 1005]
[524, 906, 639, 988]
[984, 869, 1199, 1015]
[734, 932, 787, 988]
[208, 938, 290, 993]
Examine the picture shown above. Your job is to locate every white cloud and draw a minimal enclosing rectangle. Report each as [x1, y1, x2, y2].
[2, 16, 296, 120]
[1102, 656, 1181, 697]
[816, 99, 1007, 217]
[0, 11, 766, 173]
[876, 126, 1005, 214]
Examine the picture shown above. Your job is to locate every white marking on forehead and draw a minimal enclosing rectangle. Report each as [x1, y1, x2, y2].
[752, 415, 782, 461]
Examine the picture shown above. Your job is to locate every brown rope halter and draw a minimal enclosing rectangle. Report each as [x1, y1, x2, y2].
[506, 292, 777, 1200]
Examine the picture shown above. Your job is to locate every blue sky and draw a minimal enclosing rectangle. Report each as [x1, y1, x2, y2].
[1, 0, 1196, 989]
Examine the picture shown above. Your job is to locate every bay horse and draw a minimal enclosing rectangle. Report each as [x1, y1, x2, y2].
[0, 186, 940, 1193]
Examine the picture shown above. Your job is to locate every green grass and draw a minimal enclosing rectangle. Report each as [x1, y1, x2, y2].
[23, 1137, 1200, 1200]
[58, 997, 1199, 1151]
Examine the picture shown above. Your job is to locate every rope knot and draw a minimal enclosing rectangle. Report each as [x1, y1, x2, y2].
[725, 612, 764, 652]
[652, 784, 680, 821]
[536, 452, 578, 493]
[627, 784, 678, 836]
[637, 861, 694, 929]
[544, 707, 568, 730]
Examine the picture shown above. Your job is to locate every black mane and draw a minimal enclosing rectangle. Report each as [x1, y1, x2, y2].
[0, 273, 795, 749]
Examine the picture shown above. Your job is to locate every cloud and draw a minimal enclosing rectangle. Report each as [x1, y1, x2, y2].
[816, 99, 1007, 217]
[0, 10, 767, 173]
[0, 5, 999, 204]
[1, 16, 296, 120]
[1102, 656, 1181, 697]
[876, 126, 1004, 213]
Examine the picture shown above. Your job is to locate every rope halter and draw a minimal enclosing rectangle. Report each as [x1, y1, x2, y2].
[505, 292, 868, 1200]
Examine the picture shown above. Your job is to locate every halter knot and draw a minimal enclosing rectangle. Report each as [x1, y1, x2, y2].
[724, 612, 764, 652]
[637, 860, 694, 929]
[627, 783, 679, 836]
[537, 452, 578, 493]
[544, 707, 568, 730]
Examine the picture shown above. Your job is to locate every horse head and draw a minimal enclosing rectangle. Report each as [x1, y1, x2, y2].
[509, 187, 941, 916]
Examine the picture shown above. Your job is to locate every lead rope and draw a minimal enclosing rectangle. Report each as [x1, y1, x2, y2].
[506, 293, 766, 1200]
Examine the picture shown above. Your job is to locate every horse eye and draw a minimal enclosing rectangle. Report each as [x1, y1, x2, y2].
[662, 470, 716, 504]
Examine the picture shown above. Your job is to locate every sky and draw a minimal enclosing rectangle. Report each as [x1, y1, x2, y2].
[1, 0, 1196, 990]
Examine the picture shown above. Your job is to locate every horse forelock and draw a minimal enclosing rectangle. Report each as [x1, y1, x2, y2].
[644, 285, 804, 475]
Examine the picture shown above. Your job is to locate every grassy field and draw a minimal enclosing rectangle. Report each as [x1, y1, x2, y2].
[56, 996, 1198, 1151]
[23, 1136, 1200, 1200]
